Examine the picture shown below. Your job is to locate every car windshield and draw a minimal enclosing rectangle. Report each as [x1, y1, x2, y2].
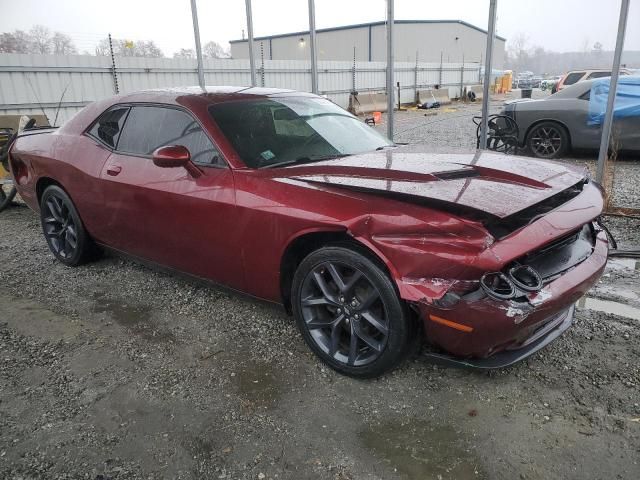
[209, 96, 392, 168]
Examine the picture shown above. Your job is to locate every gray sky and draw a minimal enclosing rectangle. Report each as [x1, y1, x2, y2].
[0, 0, 638, 56]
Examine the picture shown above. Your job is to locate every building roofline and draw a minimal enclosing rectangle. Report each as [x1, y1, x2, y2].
[229, 19, 507, 44]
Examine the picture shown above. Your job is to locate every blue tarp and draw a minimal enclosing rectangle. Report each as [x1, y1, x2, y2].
[588, 75, 640, 126]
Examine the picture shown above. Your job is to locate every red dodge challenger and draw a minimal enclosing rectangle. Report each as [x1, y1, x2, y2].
[8, 87, 608, 377]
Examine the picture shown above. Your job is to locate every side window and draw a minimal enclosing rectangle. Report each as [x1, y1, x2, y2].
[578, 90, 591, 101]
[586, 71, 611, 80]
[117, 106, 224, 167]
[563, 72, 586, 85]
[88, 107, 129, 148]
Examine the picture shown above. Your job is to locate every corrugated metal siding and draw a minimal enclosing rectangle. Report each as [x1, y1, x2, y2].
[0, 53, 482, 125]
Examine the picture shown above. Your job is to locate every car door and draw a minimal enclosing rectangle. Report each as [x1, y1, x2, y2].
[96, 104, 245, 290]
[564, 90, 602, 150]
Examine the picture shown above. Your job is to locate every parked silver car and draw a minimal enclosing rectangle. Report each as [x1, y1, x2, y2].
[501, 78, 640, 159]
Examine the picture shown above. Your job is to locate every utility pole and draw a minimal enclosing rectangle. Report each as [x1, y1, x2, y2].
[189, 0, 205, 90]
[245, 0, 257, 87]
[596, 0, 629, 184]
[308, 0, 319, 94]
[386, 0, 394, 141]
[479, 0, 497, 150]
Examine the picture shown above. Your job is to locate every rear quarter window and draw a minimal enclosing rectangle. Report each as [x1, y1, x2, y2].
[87, 107, 129, 148]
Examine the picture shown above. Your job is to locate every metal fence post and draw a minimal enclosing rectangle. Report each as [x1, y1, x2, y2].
[244, 0, 257, 87]
[386, 0, 394, 141]
[479, 0, 498, 150]
[308, 0, 319, 94]
[414, 51, 418, 102]
[189, 0, 205, 90]
[439, 51, 443, 86]
[107, 33, 119, 94]
[260, 42, 265, 87]
[459, 55, 464, 99]
[596, 0, 630, 184]
[351, 47, 356, 93]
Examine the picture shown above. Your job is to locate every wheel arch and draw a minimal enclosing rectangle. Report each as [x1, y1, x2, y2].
[36, 177, 67, 205]
[279, 228, 400, 314]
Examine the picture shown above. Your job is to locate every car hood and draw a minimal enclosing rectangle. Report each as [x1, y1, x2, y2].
[503, 98, 540, 107]
[270, 149, 587, 219]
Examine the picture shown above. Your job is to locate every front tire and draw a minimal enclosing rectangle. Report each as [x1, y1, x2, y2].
[292, 246, 413, 378]
[40, 185, 95, 266]
[526, 121, 569, 159]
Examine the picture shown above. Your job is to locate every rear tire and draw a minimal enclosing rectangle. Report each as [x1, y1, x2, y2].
[0, 184, 17, 212]
[40, 185, 96, 266]
[0, 155, 17, 212]
[526, 121, 569, 159]
[292, 246, 413, 378]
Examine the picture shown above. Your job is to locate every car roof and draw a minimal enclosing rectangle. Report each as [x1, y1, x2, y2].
[565, 68, 631, 74]
[115, 86, 319, 105]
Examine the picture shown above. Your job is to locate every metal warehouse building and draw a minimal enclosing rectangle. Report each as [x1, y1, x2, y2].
[230, 20, 506, 68]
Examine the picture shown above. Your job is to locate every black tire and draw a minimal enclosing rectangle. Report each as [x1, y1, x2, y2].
[526, 121, 569, 159]
[0, 184, 17, 213]
[40, 185, 95, 266]
[0, 154, 17, 213]
[292, 245, 413, 378]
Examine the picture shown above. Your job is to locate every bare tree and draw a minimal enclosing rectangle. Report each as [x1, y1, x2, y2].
[506, 33, 530, 73]
[174, 48, 196, 59]
[0, 30, 32, 53]
[95, 37, 164, 58]
[202, 41, 230, 59]
[1, 26, 80, 55]
[29, 25, 53, 54]
[52, 32, 77, 55]
[135, 40, 163, 58]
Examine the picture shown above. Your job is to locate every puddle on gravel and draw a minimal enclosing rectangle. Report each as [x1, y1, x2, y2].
[235, 361, 282, 409]
[577, 296, 640, 321]
[91, 292, 175, 343]
[360, 420, 483, 480]
[91, 292, 151, 326]
[608, 258, 640, 271]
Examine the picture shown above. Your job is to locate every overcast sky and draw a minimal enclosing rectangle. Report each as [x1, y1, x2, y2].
[0, 0, 638, 56]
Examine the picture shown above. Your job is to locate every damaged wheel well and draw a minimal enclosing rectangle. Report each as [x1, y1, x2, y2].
[279, 230, 393, 314]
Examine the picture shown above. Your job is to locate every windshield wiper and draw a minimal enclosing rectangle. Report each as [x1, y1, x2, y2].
[375, 144, 398, 150]
[262, 154, 350, 169]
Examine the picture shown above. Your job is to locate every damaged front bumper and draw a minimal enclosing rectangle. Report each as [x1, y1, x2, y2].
[411, 228, 608, 368]
[424, 304, 574, 369]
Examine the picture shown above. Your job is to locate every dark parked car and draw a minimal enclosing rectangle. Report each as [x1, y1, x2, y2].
[502, 78, 640, 158]
[8, 87, 607, 377]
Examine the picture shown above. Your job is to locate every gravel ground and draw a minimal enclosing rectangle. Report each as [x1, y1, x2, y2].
[1, 201, 639, 479]
[1, 90, 639, 479]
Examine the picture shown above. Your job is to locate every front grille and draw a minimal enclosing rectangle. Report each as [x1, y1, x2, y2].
[511, 223, 595, 281]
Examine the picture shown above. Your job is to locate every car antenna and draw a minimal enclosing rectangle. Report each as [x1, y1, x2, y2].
[53, 81, 71, 127]
[25, 75, 48, 120]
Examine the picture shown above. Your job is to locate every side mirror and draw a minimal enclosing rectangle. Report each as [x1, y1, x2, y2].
[152, 145, 190, 168]
[152, 145, 202, 178]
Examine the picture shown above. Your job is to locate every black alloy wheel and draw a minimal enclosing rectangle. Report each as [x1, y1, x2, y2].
[40, 185, 95, 266]
[292, 246, 413, 378]
[527, 122, 568, 159]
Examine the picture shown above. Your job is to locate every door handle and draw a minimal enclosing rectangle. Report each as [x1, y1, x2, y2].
[106, 164, 122, 176]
